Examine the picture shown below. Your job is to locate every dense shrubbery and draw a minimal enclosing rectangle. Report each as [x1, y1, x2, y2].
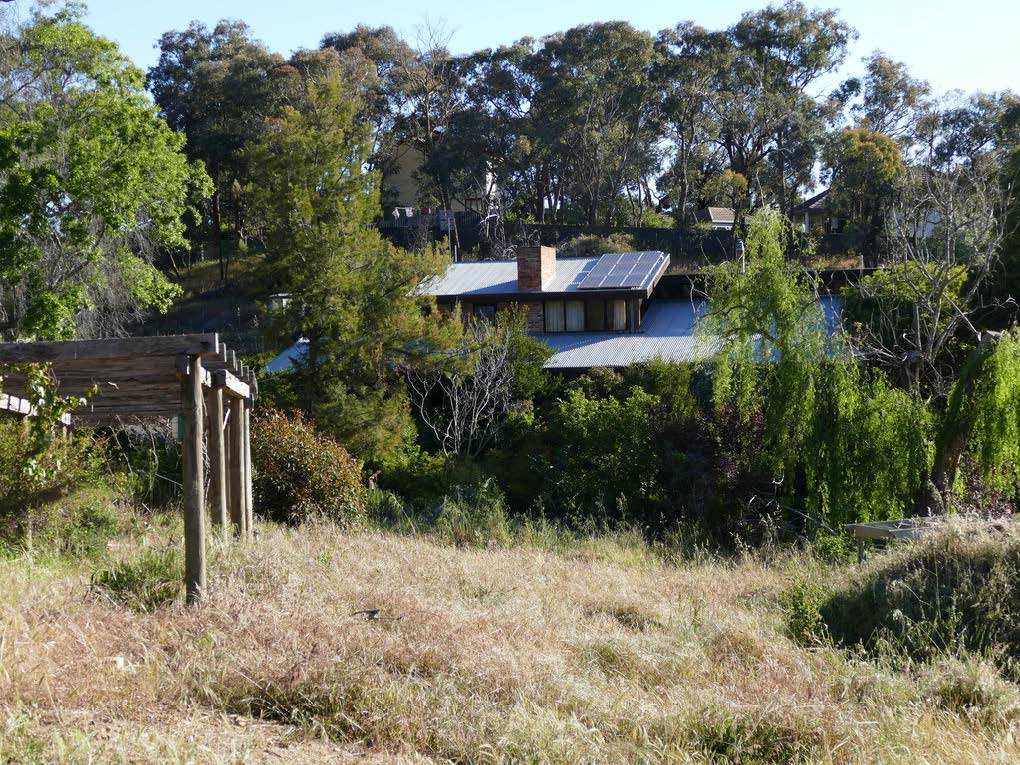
[817, 523, 1020, 671]
[0, 419, 120, 556]
[251, 409, 366, 525]
[556, 233, 637, 259]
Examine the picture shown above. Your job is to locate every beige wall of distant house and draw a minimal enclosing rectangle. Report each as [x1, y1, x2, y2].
[381, 144, 494, 214]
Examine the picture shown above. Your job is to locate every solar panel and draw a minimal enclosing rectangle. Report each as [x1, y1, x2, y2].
[577, 251, 668, 291]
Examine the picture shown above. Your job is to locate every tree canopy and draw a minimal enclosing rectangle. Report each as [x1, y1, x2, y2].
[0, 2, 209, 339]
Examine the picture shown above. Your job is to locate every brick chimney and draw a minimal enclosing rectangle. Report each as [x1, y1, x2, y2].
[516, 246, 556, 291]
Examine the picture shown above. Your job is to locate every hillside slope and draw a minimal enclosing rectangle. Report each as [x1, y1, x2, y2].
[2, 523, 1018, 763]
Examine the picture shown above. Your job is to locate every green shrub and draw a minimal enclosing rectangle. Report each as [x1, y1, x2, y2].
[433, 480, 512, 548]
[0, 419, 111, 553]
[364, 487, 413, 531]
[250, 410, 366, 525]
[115, 430, 182, 506]
[30, 486, 121, 559]
[557, 233, 636, 259]
[91, 547, 182, 612]
[780, 581, 826, 646]
[689, 708, 822, 764]
[819, 524, 1020, 669]
[549, 386, 660, 517]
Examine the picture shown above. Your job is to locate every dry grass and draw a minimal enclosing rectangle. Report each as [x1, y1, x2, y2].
[2, 519, 1019, 763]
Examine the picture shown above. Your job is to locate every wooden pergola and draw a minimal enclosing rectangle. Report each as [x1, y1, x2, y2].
[0, 333, 257, 603]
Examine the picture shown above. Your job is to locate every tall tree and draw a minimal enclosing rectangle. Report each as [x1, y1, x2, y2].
[0, 2, 208, 340]
[148, 20, 289, 280]
[712, 2, 854, 213]
[654, 23, 730, 225]
[822, 128, 906, 265]
[529, 22, 661, 225]
[835, 51, 930, 139]
[245, 74, 458, 464]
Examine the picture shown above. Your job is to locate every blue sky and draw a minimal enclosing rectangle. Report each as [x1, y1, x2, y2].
[71, 0, 1018, 96]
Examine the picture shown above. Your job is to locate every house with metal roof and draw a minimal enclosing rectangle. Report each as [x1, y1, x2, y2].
[267, 247, 844, 373]
[420, 246, 720, 370]
[693, 206, 736, 230]
[791, 189, 849, 234]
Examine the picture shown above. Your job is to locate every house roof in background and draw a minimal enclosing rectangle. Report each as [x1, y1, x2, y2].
[422, 257, 595, 297]
[694, 206, 735, 225]
[421, 252, 668, 301]
[266, 296, 843, 372]
[791, 189, 830, 214]
[537, 300, 713, 368]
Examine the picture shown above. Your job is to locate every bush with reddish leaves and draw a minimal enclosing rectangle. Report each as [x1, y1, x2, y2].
[251, 410, 366, 525]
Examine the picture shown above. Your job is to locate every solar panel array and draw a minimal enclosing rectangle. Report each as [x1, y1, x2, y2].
[577, 251, 668, 291]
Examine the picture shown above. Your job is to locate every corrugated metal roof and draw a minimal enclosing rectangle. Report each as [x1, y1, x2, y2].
[538, 295, 842, 369]
[538, 300, 716, 368]
[422, 256, 620, 297]
[267, 297, 842, 372]
[791, 189, 830, 213]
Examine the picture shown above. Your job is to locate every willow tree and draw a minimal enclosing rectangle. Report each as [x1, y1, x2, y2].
[705, 203, 1019, 523]
[245, 73, 459, 465]
[700, 207, 830, 480]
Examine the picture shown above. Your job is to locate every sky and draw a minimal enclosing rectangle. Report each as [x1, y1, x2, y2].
[26, 0, 1020, 96]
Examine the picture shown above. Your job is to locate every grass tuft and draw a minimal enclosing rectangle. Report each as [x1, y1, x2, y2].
[91, 547, 182, 612]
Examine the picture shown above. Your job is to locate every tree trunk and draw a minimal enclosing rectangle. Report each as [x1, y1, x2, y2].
[912, 335, 998, 515]
[211, 182, 224, 283]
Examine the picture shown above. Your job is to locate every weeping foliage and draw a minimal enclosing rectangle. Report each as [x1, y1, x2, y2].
[701, 208, 829, 476]
[703, 208, 939, 525]
[965, 331, 1020, 491]
[805, 362, 934, 525]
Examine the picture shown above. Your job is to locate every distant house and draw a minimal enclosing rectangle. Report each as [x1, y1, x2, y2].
[381, 141, 495, 216]
[267, 246, 842, 374]
[791, 189, 846, 234]
[693, 206, 735, 230]
[419, 247, 719, 369]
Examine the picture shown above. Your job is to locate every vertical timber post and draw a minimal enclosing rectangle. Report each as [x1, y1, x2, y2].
[182, 354, 206, 603]
[228, 396, 246, 538]
[208, 385, 229, 533]
[244, 400, 254, 536]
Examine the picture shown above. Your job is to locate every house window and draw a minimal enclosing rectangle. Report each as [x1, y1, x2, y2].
[610, 300, 627, 331]
[565, 300, 585, 331]
[585, 300, 606, 331]
[474, 304, 496, 321]
[544, 300, 565, 332]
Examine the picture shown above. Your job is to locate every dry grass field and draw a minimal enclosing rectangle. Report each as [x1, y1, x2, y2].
[2, 518, 1018, 764]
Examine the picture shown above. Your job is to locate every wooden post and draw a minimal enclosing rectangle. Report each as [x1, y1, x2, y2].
[228, 396, 246, 538]
[223, 408, 232, 524]
[244, 400, 254, 535]
[182, 354, 206, 603]
[207, 387, 229, 533]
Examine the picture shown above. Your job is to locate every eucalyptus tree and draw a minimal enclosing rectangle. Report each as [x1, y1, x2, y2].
[711, 1, 855, 212]
[653, 23, 730, 225]
[834, 51, 931, 139]
[528, 22, 662, 225]
[148, 20, 289, 279]
[319, 24, 415, 137]
[456, 38, 564, 223]
[0, 2, 208, 340]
